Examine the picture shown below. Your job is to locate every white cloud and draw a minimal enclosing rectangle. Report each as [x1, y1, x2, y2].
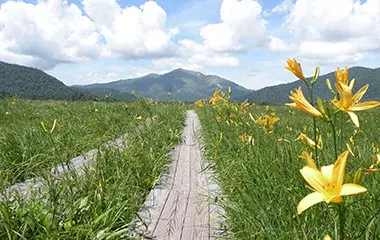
[267, 36, 297, 52]
[200, 0, 267, 53]
[178, 39, 239, 67]
[272, 0, 294, 14]
[0, 0, 101, 69]
[0, 0, 179, 69]
[271, 0, 380, 64]
[83, 0, 177, 59]
[152, 58, 204, 72]
[155, 0, 265, 70]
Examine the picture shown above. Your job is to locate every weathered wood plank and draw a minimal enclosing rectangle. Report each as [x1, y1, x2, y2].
[129, 110, 225, 239]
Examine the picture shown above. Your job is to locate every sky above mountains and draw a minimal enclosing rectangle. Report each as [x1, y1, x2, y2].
[0, 0, 379, 89]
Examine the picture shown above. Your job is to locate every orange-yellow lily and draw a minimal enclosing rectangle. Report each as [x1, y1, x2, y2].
[299, 151, 317, 170]
[195, 99, 205, 107]
[298, 151, 367, 214]
[240, 133, 254, 146]
[258, 114, 280, 134]
[285, 87, 323, 118]
[335, 67, 349, 85]
[209, 89, 224, 104]
[334, 67, 356, 93]
[285, 58, 305, 80]
[332, 83, 380, 128]
[296, 133, 320, 149]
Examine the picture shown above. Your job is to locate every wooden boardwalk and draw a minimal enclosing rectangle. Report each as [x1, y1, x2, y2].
[129, 110, 225, 240]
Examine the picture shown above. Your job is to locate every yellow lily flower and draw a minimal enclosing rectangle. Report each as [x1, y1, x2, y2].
[299, 151, 317, 170]
[332, 83, 380, 128]
[324, 235, 332, 240]
[195, 99, 205, 107]
[298, 151, 367, 214]
[209, 89, 224, 104]
[285, 87, 323, 118]
[335, 67, 349, 85]
[240, 133, 254, 146]
[296, 133, 320, 149]
[258, 114, 280, 134]
[285, 58, 305, 80]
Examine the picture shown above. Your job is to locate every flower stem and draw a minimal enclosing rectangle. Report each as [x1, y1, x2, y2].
[307, 83, 318, 161]
[340, 112, 344, 152]
[338, 203, 346, 240]
[330, 120, 338, 160]
[312, 116, 318, 160]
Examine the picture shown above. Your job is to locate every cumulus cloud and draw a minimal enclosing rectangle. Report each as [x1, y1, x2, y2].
[152, 58, 204, 72]
[200, 0, 267, 53]
[0, 0, 178, 69]
[270, 0, 380, 64]
[267, 36, 297, 52]
[0, 0, 101, 69]
[156, 0, 266, 70]
[272, 0, 294, 14]
[83, 0, 178, 59]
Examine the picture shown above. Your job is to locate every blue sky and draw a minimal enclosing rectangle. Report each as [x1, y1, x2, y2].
[0, 0, 379, 90]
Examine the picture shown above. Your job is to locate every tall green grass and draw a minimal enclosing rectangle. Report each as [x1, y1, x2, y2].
[0, 99, 157, 190]
[0, 99, 185, 238]
[197, 105, 380, 239]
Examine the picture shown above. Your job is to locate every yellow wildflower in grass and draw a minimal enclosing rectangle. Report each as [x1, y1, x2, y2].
[335, 67, 349, 85]
[285, 87, 323, 118]
[240, 133, 254, 146]
[258, 114, 280, 134]
[324, 235, 332, 240]
[365, 154, 380, 175]
[277, 138, 290, 143]
[209, 89, 224, 104]
[297, 151, 367, 214]
[299, 151, 317, 170]
[4, 111, 9, 115]
[296, 133, 320, 149]
[285, 58, 305, 80]
[239, 100, 250, 113]
[332, 83, 380, 128]
[215, 115, 222, 123]
[195, 99, 205, 107]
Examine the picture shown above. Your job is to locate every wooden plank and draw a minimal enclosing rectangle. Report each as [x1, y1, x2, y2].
[129, 110, 225, 239]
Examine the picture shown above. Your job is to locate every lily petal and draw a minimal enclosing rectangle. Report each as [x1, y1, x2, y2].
[340, 83, 353, 109]
[321, 165, 334, 182]
[350, 101, 380, 111]
[297, 191, 324, 214]
[300, 166, 329, 196]
[352, 84, 368, 103]
[332, 151, 349, 188]
[347, 111, 360, 128]
[285, 103, 297, 108]
[340, 183, 367, 196]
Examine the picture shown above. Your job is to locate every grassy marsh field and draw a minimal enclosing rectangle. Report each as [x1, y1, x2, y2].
[197, 104, 380, 239]
[0, 99, 185, 238]
[1, 62, 380, 239]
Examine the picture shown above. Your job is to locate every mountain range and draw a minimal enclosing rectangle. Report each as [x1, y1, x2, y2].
[74, 68, 250, 101]
[0, 61, 94, 101]
[0, 60, 379, 103]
